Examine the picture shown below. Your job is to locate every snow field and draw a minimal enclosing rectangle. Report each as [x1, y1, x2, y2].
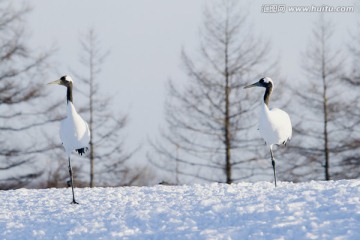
[0, 180, 359, 239]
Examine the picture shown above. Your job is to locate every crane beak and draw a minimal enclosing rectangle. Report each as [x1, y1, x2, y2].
[47, 79, 61, 85]
[244, 82, 261, 89]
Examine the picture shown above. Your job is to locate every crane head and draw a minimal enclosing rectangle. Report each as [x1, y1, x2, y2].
[47, 75, 73, 88]
[244, 77, 273, 89]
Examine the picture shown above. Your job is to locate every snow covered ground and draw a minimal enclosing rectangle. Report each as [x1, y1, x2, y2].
[0, 180, 359, 240]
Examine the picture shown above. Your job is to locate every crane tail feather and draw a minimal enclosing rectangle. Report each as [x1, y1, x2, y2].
[75, 147, 88, 156]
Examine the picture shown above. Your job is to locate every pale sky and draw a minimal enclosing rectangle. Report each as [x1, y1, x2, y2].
[19, 0, 358, 165]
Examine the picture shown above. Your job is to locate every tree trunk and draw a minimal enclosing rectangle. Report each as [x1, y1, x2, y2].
[224, 31, 232, 184]
[225, 81, 231, 184]
[321, 40, 330, 181]
[89, 37, 95, 188]
[89, 140, 94, 187]
[322, 77, 330, 181]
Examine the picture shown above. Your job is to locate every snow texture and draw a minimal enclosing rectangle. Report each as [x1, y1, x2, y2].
[0, 180, 359, 239]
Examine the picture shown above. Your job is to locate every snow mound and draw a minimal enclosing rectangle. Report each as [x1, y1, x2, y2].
[0, 180, 359, 239]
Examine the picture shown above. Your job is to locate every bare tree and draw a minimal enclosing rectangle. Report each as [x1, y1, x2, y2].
[149, 0, 275, 184]
[336, 21, 360, 179]
[73, 28, 134, 187]
[286, 16, 349, 181]
[0, 2, 55, 189]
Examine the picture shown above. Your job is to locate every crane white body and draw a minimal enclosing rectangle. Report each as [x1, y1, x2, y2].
[259, 103, 292, 147]
[60, 102, 90, 158]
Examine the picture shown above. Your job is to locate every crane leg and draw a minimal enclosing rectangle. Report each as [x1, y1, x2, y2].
[68, 157, 79, 204]
[270, 148, 277, 187]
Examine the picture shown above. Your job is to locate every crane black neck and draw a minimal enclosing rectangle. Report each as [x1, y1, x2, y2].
[66, 84, 73, 104]
[263, 82, 273, 106]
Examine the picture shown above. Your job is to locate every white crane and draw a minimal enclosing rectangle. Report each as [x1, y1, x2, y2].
[244, 77, 292, 187]
[48, 75, 90, 204]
